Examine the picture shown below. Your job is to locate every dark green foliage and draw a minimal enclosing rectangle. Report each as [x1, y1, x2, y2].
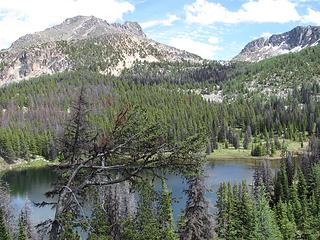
[243, 125, 252, 149]
[0, 67, 318, 163]
[121, 60, 244, 85]
[58, 213, 80, 240]
[255, 183, 282, 240]
[122, 182, 176, 240]
[0, 209, 10, 240]
[251, 143, 267, 157]
[237, 180, 256, 239]
[159, 180, 178, 240]
[224, 44, 320, 96]
[88, 206, 112, 240]
[218, 138, 320, 240]
[17, 214, 26, 240]
[276, 200, 297, 239]
[215, 182, 238, 239]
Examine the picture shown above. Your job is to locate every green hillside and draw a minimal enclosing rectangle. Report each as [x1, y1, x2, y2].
[223, 44, 320, 97]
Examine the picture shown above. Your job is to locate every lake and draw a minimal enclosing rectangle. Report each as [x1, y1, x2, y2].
[0, 160, 275, 226]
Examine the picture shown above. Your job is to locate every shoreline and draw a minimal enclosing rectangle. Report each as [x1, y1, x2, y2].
[0, 158, 57, 172]
[0, 145, 306, 172]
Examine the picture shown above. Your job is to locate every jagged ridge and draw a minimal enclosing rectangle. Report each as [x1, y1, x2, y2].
[0, 16, 202, 86]
[233, 25, 320, 62]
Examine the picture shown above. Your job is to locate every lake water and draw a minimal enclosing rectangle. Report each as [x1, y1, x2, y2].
[0, 160, 272, 226]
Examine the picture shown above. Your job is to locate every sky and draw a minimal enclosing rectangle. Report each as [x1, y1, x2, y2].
[0, 0, 320, 60]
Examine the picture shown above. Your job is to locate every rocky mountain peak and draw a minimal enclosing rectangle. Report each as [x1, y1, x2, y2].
[8, 16, 146, 50]
[0, 16, 201, 86]
[233, 25, 320, 62]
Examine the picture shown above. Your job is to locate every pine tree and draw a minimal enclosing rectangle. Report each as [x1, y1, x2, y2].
[215, 182, 228, 238]
[243, 125, 252, 149]
[289, 181, 302, 227]
[316, 119, 320, 138]
[122, 216, 139, 240]
[58, 213, 80, 240]
[274, 165, 289, 204]
[58, 86, 92, 164]
[225, 183, 237, 239]
[88, 205, 112, 240]
[297, 168, 308, 202]
[160, 180, 178, 240]
[134, 183, 161, 240]
[276, 200, 297, 239]
[311, 165, 320, 231]
[0, 209, 10, 240]
[17, 214, 27, 240]
[237, 180, 256, 239]
[254, 183, 282, 240]
[180, 177, 214, 240]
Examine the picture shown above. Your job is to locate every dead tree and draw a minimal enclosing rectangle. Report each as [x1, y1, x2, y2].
[0, 182, 15, 236]
[19, 201, 38, 240]
[58, 86, 93, 165]
[180, 176, 214, 240]
[39, 95, 206, 239]
[102, 180, 135, 239]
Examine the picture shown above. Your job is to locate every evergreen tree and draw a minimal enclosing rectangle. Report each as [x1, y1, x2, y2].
[125, 182, 161, 240]
[88, 205, 112, 240]
[274, 165, 289, 203]
[0, 209, 10, 240]
[316, 119, 320, 138]
[215, 182, 228, 238]
[289, 181, 302, 228]
[180, 177, 214, 240]
[237, 180, 256, 239]
[160, 180, 178, 240]
[243, 125, 252, 149]
[17, 214, 27, 240]
[254, 183, 282, 240]
[276, 200, 297, 239]
[58, 86, 92, 164]
[58, 213, 80, 240]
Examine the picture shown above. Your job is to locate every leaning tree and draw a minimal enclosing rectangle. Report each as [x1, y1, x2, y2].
[38, 88, 207, 239]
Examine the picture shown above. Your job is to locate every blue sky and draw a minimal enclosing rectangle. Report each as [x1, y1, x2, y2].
[0, 0, 320, 60]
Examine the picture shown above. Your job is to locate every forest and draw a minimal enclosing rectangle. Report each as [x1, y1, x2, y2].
[0, 68, 319, 163]
[0, 87, 319, 239]
[0, 41, 320, 239]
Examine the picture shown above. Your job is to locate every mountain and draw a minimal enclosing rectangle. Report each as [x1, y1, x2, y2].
[233, 25, 320, 62]
[224, 44, 320, 98]
[0, 16, 201, 85]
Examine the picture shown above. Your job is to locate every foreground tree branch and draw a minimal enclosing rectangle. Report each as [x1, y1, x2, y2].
[46, 89, 206, 239]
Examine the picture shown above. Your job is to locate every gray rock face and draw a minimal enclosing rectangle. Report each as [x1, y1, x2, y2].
[9, 16, 146, 50]
[0, 16, 201, 86]
[233, 26, 320, 62]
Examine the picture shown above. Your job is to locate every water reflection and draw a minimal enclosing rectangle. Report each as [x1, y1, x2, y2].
[1, 167, 57, 225]
[1, 160, 277, 226]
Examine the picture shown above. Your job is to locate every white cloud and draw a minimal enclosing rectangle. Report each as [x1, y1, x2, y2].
[0, 0, 134, 49]
[185, 0, 301, 24]
[208, 36, 219, 44]
[168, 37, 222, 59]
[303, 8, 320, 25]
[141, 14, 179, 29]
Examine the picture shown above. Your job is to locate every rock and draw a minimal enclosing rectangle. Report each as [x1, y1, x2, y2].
[0, 16, 202, 86]
[233, 25, 320, 62]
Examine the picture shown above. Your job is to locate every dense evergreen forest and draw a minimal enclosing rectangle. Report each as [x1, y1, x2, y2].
[0, 68, 319, 162]
[1, 125, 320, 239]
[0, 38, 320, 239]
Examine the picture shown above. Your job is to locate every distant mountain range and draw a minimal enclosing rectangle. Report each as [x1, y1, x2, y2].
[1, 16, 320, 86]
[233, 25, 320, 62]
[0, 16, 201, 85]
